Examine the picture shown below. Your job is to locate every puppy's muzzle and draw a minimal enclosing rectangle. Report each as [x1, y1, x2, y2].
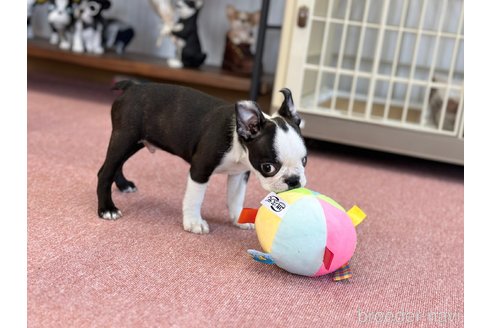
[284, 175, 301, 190]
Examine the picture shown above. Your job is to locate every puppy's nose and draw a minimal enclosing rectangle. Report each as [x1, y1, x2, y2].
[285, 176, 301, 189]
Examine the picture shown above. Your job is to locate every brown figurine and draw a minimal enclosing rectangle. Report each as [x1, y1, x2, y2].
[222, 5, 260, 76]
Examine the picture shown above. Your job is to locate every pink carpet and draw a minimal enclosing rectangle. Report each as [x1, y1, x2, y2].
[28, 73, 464, 327]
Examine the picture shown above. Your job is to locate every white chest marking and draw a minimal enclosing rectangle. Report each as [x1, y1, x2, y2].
[214, 133, 249, 175]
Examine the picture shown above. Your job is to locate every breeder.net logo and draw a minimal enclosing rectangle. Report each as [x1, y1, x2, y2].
[356, 308, 463, 325]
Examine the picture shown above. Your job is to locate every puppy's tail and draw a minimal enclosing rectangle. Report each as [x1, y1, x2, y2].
[111, 80, 137, 92]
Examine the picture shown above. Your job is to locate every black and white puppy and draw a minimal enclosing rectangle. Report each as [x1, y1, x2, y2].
[97, 82, 307, 234]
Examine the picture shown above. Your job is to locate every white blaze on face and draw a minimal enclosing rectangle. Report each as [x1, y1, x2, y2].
[256, 124, 307, 193]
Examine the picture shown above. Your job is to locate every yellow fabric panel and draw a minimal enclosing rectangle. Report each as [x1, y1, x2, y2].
[277, 188, 311, 204]
[256, 206, 282, 253]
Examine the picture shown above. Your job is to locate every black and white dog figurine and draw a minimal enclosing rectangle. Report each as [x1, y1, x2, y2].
[47, 0, 75, 50]
[104, 19, 135, 54]
[168, 0, 207, 68]
[97, 82, 307, 234]
[72, 0, 110, 54]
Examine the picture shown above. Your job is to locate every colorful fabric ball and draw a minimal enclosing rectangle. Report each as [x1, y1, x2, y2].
[239, 188, 366, 278]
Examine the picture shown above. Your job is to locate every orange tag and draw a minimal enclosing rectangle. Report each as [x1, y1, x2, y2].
[238, 208, 258, 224]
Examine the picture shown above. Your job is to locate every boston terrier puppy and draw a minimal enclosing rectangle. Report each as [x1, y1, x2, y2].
[97, 81, 307, 234]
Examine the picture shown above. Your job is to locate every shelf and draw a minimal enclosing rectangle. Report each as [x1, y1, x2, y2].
[27, 39, 273, 94]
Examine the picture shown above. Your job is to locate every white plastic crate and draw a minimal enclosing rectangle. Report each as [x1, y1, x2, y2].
[298, 0, 464, 136]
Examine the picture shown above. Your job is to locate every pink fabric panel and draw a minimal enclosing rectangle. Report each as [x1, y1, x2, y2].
[314, 200, 357, 275]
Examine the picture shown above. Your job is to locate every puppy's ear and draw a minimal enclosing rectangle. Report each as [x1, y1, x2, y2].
[277, 88, 302, 127]
[235, 100, 265, 141]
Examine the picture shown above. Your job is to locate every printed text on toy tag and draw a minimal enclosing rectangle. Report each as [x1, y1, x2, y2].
[261, 193, 289, 218]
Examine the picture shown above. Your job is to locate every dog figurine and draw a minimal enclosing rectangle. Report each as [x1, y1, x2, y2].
[148, 0, 175, 48]
[97, 82, 307, 234]
[72, 0, 111, 54]
[168, 0, 207, 68]
[47, 0, 75, 50]
[222, 5, 260, 75]
[104, 18, 135, 54]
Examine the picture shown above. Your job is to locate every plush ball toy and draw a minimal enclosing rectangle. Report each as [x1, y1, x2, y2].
[238, 188, 366, 280]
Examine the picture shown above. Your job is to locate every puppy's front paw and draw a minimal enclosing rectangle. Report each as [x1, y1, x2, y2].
[230, 209, 254, 230]
[233, 222, 255, 230]
[99, 208, 122, 220]
[183, 216, 210, 234]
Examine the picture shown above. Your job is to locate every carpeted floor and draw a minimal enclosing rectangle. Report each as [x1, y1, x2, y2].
[27, 73, 464, 327]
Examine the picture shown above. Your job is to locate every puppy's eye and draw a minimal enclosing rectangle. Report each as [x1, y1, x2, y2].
[260, 163, 278, 176]
[302, 156, 307, 167]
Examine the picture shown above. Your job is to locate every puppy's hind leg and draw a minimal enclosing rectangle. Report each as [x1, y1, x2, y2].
[114, 143, 144, 193]
[97, 133, 141, 220]
[227, 172, 254, 230]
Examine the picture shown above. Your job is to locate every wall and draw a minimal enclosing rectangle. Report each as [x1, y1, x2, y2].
[30, 0, 286, 74]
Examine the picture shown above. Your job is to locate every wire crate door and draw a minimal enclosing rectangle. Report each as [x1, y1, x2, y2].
[285, 0, 464, 137]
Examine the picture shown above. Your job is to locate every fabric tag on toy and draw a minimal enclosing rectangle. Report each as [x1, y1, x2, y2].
[260, 193, 290, 218]
[238, 208, 258, 224]
[332, 262, 352, 281]
[347, 205, 366, 227]
[323, 247, 334, 271]
[247, 249, 275, 265]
